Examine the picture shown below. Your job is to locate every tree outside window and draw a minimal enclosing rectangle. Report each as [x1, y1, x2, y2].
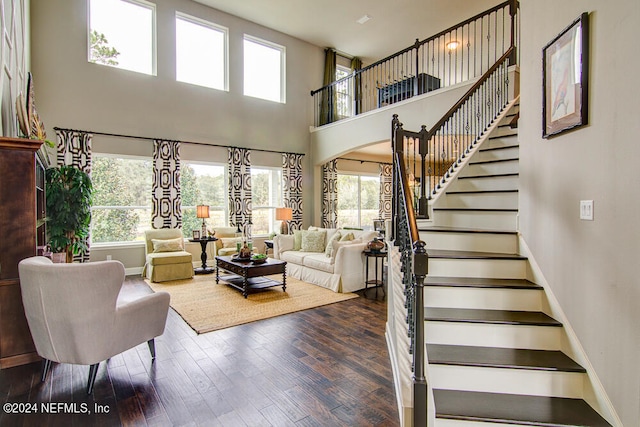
[251, 167, 282, 235]
[181, 163, 226, 238]
[337, 174, 379, 230]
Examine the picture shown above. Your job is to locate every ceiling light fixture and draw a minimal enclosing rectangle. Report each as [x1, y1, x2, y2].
[446, 40, 460, 51]
[356, 14, 372, 25]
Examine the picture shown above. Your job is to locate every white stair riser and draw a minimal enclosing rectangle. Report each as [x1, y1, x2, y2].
[425, 287, 542, 311]
[432, 210, 518, 231]
[419, 230, 518, 253]
[489, 126, 518, 137]
[474, 146, 519, 162]
[480, 136, 518, 151]
[449, 175, 519, 192]
[436, 420, 526, 427]
[429, 258, 526, 279]
[462, 161, 519, 177]
[425, 322, 562, 350]
[439, 192, 518, 209]
[429, 365, 584, 398]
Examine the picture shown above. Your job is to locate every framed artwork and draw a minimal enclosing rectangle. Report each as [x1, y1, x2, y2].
[542, 13, 589, 138]
[192, 230, 200, 239]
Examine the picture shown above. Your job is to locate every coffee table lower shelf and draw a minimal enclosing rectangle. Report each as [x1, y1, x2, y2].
[218, 274, 285, 296]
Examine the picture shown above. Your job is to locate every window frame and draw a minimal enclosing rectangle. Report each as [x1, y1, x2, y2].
[335, 64, 353, 119]
[250, 166, 283, 236]
[336, 172, 380, 230]
[243, 34, 286, 103]
[175, 12, 229, 91]
[87, 0, 157, 76]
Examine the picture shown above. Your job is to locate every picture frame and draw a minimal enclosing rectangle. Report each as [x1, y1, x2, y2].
[192, 230, 200, 239]
[542, 12, 589, 139]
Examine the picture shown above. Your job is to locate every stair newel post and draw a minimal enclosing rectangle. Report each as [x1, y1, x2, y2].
[412, 239, 428, 427]
[418, 125, 429, 218]
[508, 0, 517, 65]
[391, 114, 403, 242]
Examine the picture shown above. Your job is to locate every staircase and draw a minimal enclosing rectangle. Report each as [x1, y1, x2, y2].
[416, 102, 612, 426]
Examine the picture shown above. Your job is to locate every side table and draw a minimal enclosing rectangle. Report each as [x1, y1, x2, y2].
[363, 249, 387, 298]
[264, 239, 274, 256]
[188, 236, 218, 274]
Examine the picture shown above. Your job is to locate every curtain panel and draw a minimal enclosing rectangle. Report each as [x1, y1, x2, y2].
[228, 147, 252, 237]
[55, 129, 93, 263]
[379, 163, 393, 221]
[282, 153, 303, 232]
[151, 139, 182, 229]
[322, 159, 338, 228]
[319, 48, 337, 125]
[351, 57, 363, 116]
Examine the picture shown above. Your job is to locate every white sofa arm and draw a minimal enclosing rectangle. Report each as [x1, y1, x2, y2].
[333, 242, 368, 292]
[272, 234, 294, 259]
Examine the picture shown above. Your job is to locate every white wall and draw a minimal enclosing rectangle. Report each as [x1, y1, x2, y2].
[519, 1, 640, 425]
[30, 0, 324, 268]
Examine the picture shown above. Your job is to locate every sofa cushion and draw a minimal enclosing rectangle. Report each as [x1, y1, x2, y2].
[324, 231, 342, 257]
[221, 237, 242, 248]
[281, 250, 314, 265]
[151, 237, 184, 253]
[147, 251, 192, 265]
[303, 253, 335, 274]
[308, 226, 338, 243]
[301, 230, 326, 252]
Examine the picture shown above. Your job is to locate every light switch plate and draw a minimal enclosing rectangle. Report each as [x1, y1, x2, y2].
[580, 200, 594, 220]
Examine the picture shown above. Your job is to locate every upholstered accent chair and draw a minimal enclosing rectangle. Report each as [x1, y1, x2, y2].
[143, 228, 193, 282]
[18, 256, 170, 394]
[213, 226, 244, 257]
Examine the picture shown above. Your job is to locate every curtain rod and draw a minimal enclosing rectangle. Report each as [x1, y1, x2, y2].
[337, 157, 391, 165]
[53, 127, 306, 157]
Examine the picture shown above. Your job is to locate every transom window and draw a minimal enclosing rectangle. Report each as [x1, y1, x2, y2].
[176, 13, 227, 90]
[181, 162, 227, 238]
[243, 35, 285, 103]
[91, 155, 153, 244]
[251, 167, 283, 235]
[337, 174, 380, 230]
[88, 0, 156, 75]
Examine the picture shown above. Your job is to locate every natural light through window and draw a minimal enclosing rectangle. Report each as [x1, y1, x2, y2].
[88, 0, 155, 75]
[251, 167, 283, 235]
[181, 162, 227, 238]
[176, 14, 227, 90]
[243, 36, 285, 103]
[337, 174, 379, 230]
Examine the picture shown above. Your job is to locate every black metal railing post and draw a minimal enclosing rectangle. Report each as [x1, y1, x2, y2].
[412, 239, 428, 427]
[418, 125, 429, 219]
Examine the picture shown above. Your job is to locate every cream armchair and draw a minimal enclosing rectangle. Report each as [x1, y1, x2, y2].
[18, 256, 170, 394]
[143, 228, 193, 282]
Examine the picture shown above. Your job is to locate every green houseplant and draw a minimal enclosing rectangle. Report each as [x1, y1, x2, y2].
[45, 165, 93, 263]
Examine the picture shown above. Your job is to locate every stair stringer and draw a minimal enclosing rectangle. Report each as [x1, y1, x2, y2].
[427, 96, 520, 211]
[518, 237, 623, 426]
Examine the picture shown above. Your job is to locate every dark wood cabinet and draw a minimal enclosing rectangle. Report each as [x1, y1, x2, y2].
[0, 137, 44, 368]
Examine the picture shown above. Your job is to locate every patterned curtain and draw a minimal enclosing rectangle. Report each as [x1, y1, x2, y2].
[228, 147, 252, 236]
[379, 163, 393, 220]
[151, 139, 182, 229]
[322, 159, 338, 228]
[55, 129, 92, 263]
[282, 153, 303, 232]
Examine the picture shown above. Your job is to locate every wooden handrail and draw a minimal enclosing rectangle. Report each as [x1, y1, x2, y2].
[395, 152, 420, 243]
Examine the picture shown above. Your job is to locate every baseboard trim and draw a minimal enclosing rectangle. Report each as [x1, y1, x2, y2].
[125, 267, 143, 276]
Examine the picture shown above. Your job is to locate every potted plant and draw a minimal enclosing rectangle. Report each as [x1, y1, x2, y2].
[45, 165, 92, 263]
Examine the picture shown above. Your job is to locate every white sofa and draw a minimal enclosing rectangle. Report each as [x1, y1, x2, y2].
[272, 227, 380, 293]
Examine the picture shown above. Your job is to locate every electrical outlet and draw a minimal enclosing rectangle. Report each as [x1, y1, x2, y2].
[580, 200, 594, 220]
[106, 255, 112, 261]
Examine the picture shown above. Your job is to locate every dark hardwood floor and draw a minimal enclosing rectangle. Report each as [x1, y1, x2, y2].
[0, 276, 398, 427]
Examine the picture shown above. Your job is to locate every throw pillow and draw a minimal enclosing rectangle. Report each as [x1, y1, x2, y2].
[340, 232, 355, 242]
[221, 237, 241, 248]
[301, 230, 326, 252]
[324, 231, 342, 258]
[151, 237, 184, 253]
[293, 230, 303, 250]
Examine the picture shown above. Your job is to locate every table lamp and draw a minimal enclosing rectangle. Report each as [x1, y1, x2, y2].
[196, 205, 209, 237]
[275, 207, 293, 235]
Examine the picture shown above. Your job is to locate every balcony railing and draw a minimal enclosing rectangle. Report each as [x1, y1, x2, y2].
[311, 0, 519, 127]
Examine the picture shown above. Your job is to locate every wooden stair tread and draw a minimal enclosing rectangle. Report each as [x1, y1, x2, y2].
[489, 133, 518, 140]
[425, 276, 541, 289]
[479, 144, 519, 152]
[428, 344, 585, 372]
[418, 225, 517, 235]
[446, 189, 518, 194]
[427, 249, 527, 260]
[425, 307, 562, 327]
[433, 389, 611, 426]
[458, 172, 519, 180]
[432, 207, 518, 212]
[469, 157, 519, 165]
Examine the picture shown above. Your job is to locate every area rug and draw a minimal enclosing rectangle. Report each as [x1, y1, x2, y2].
[145, 274, 358, 334]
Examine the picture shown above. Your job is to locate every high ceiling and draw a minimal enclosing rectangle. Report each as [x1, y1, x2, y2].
[193, 0, 501, 64]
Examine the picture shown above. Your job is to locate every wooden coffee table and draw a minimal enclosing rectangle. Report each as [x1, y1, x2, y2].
[215, 255, 287, 298]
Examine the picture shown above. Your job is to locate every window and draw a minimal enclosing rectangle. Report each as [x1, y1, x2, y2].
[181, 162, 227, 238]
[243, 35, 285, 103]
[251, 167, 282, 235]
[176, 13, 227, 90]
[337, 174, 380, 230]
[91, 155, 153, 244]
[88, 0, 155, 75]
[336, 65, 353, 118]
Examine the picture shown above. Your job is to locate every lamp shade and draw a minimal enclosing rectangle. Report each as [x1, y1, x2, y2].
[196, 205, 210, 219]
[275, 207, 292, 221]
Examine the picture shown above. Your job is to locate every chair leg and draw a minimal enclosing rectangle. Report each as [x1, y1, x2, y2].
[147, 339, 156, 360]
[86, 363, 100, 395]
[41, 359, 52, 382]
